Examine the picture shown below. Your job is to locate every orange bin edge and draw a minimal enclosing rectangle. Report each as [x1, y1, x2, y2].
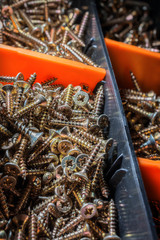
[138, 158, 160, 202]
[104, 38, 160, 95]
[0, 44, 106, 91]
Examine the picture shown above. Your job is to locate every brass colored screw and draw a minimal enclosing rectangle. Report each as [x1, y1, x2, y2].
[105, 199, 120, 240]
[78, 11, 89, 38]
[28, 211, 37, 240]
[2, 84, 15, 115]
[0, 186, 9, 219]
[130, 71, 141, 92]
[14, 94, 46, 117]
[14, 80, 30, 112]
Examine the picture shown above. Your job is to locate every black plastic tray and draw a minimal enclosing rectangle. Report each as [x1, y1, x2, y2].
[75, 0, 158, 239]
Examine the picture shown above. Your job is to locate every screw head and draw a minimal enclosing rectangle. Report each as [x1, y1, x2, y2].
[97, 114, 109, 128]
[2, 84, 14, 93]
[76, 154, 88, 169]
[1, 6, 13, 18]
[58, 104, 72, 117]
[58, 140, 73, 155]
[80, 203, 98, 219]
[56, 197, 73, 214]
[73, 90, 89, 106]
[42, 172, 53, 185]
[61, 156, 76, 171]
[0, 175, 17, 189]
[4, 162, 21, 176]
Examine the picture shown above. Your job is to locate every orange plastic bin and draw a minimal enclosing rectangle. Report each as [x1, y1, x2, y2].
[104, 38, 160, 95]
[0, 44, 106, 90]
[104, 38, 160, 201]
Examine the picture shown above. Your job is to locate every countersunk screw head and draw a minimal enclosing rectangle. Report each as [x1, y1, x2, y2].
[103, 234, 121, 240]
[4, 162, 21, 176]
[2, 84, 14, 93]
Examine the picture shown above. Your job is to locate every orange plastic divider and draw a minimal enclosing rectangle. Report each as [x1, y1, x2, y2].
[138, 158, 160, 202]
[104, 38, 160, 95]
[0, 44, 106, 90]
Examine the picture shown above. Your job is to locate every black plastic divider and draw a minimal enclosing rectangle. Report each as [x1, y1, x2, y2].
[74, 0, 158, 239]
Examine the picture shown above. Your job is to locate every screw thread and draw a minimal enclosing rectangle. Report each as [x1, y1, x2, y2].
[37, 219, 52, 239]
[65, 84, 73, 106]
[5, 91, 13, 115]
[27, 73, 37, 87]
[92, 157, 104, 190]
[14, 87, 23, 112]
[94, 88, 104, 115]
[11, 0, 30, 8]
[81, 181, 91, 200]
[27, 155, 53, 167]
[61, 44, 84, 62]
[52, 217, 64, 239]
[99, 171, 110, 199]
[25, 169, 46, 176]
[87, 220, 106, 238]
[44, 1, 49, 22]
[15, 96, 45, 117]
[19, 10, 34, 31]
[51, 119, 88, 130]
[127, 103, 152, 119]
[41, 175, 66, 195]
[62, 30, 68, 44]
[2, 30, 33, 47]
[29, 212, 37, 240]
[15, 182, 32, 214]
[58, 215, 83, 236]
[0, 187, 9, 219]
[30, 177, 41, 199]
[41, 77, 57, 86]
[108, 199, 117, 235]
[33, 196, 56, 214]
[73, 189, 84, 207]
[130, 71, 141, 92]
[68, 133, 92, 151]
[19, 30, 48, 53]
[85, 142, 101, 172]
[69, 9, 80, 27]
[27, 0, 45, 6]
[71, 46, 98, 67]
[0, 30, 3, 44]
[0, 124, 12, 137]
[15, 229, 25, 240]
[78, 11, 89, 38]
[67, 28, 85, 47]
[28, 131, 56, 162]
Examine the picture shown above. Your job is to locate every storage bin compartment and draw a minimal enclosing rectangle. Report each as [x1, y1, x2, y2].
[104, 36, 160, 205]
[104, 3, 160, 209]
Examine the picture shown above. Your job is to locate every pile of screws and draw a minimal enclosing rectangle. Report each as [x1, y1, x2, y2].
[121, 71, 160, 160]
[150, 200, 160, 238]
[98, 0, 160, 52]
[0, 1, 99, 67]
[0, 72, 120, 239]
